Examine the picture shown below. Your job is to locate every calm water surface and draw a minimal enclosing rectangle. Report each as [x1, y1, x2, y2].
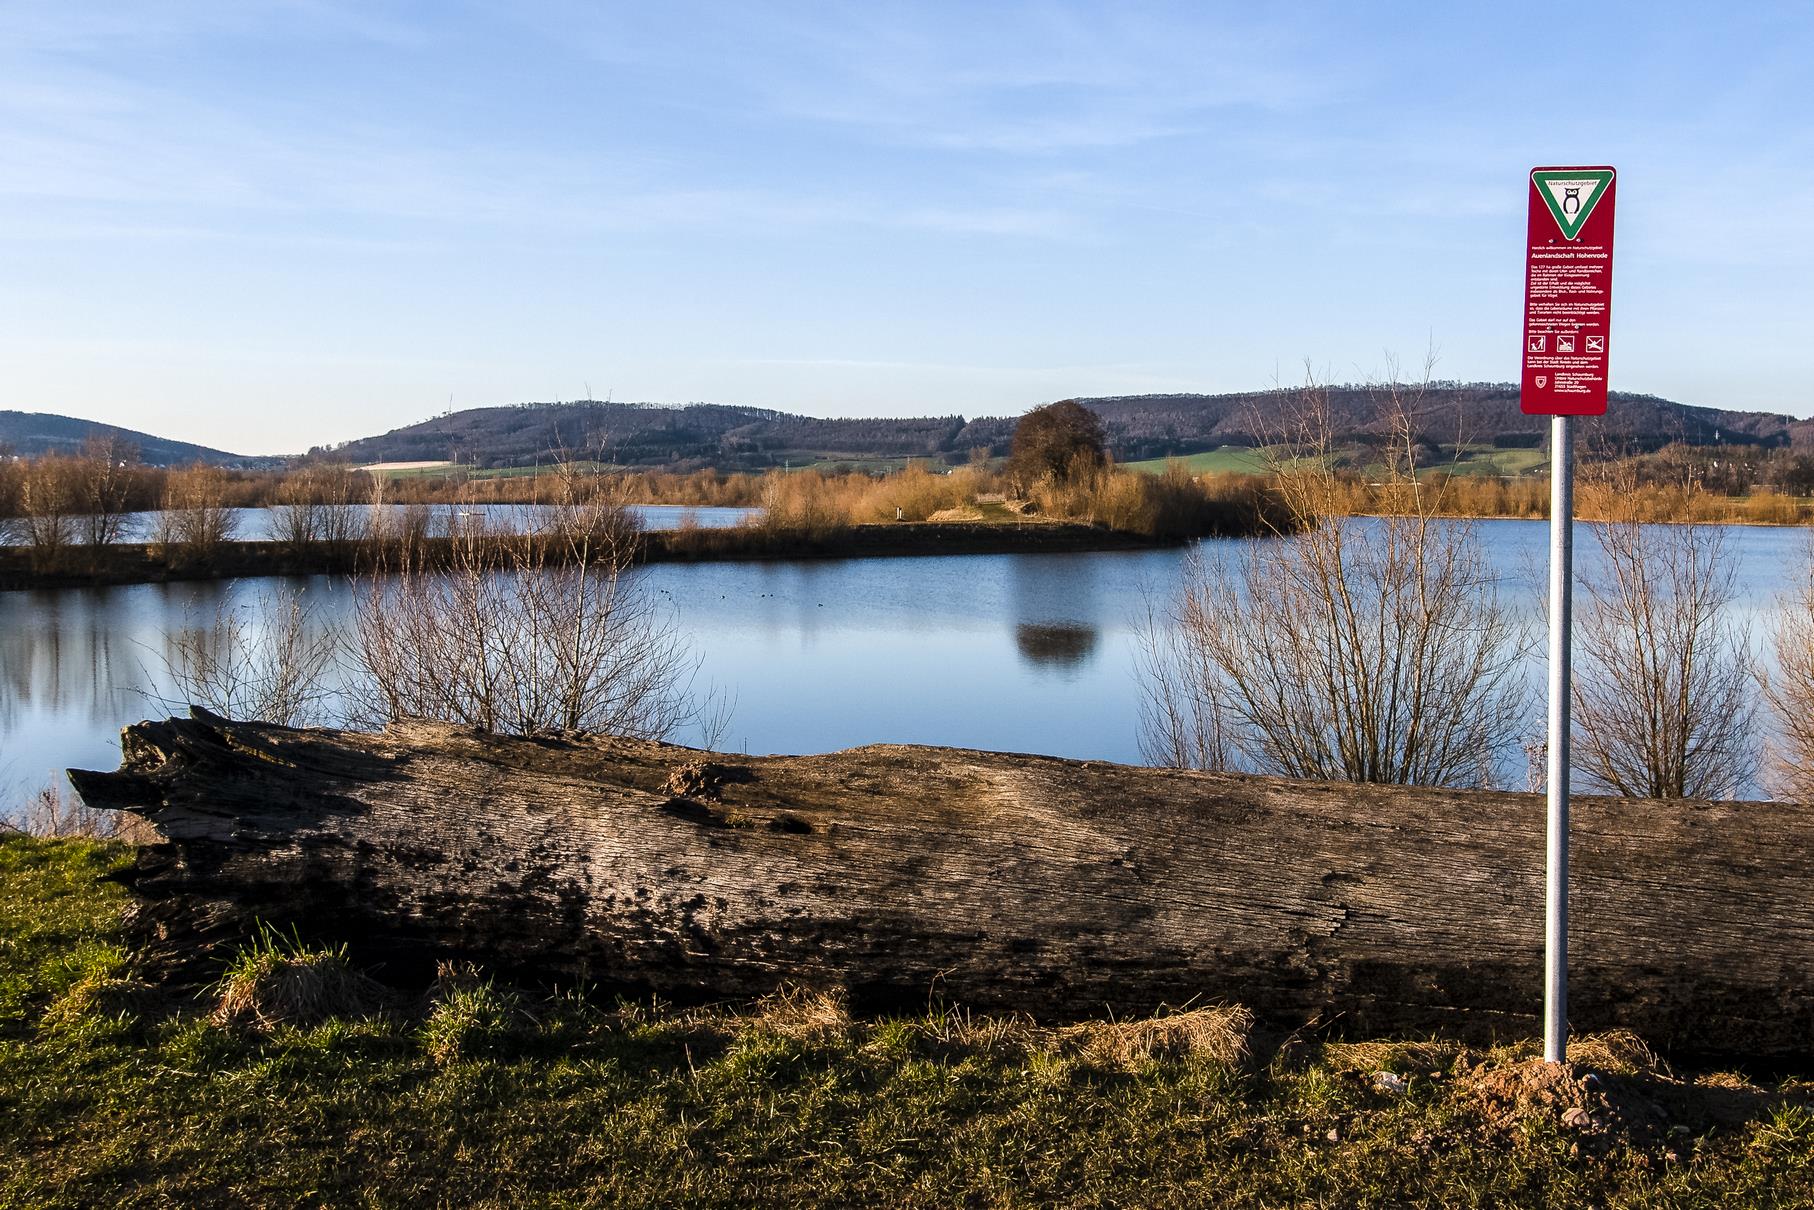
[1, 518, 1804, 810]
[0, 502, 755, 545]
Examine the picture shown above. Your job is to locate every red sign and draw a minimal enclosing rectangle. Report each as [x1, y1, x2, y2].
[1521, 166, 1616, 415]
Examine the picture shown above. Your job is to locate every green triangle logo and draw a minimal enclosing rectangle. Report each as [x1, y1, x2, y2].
[1532, 169, 1613, 241]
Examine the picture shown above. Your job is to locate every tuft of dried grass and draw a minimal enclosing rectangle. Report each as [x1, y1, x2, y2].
[43, 969, 157, 1030]
[915, 1005, 1036, 1055]
[1568, 1029, 1673, 1079]
[1320, 1038, 1464, 1078]
[744, 986, 851, 1044]
[1062, 1004, 1253, 1070]
[212, 925, 388, 1032]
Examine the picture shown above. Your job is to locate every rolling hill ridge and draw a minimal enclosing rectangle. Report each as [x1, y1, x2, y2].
[0, 411, 271, 468]
[314, 385, 1814, 472]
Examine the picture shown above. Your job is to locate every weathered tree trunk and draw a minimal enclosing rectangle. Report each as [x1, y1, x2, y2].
[70, 712, 1814, 1057]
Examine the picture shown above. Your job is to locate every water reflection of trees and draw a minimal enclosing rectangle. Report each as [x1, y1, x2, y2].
[0, 590, 150, 730]
[1014, 622, 1098, 668]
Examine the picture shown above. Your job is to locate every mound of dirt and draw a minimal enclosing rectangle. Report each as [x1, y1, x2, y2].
[925, 507, 984, 523]
[1466, 1040, 1783, 1156]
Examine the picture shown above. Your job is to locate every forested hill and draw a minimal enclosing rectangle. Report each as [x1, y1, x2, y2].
[0, 411, 269, 468]
[319, 385, 1814, 472]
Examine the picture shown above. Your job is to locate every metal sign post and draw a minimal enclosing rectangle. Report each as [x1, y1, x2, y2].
[1521, 165, 1616, 1064]
[1544, 413, 1573, 1063]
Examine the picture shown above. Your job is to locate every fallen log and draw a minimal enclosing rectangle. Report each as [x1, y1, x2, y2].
[69, 711, 1814, 1057]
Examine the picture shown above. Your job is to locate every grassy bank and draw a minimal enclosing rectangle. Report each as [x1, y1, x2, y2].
[4, 836, 1813, 1207]
[0, 521, 1189, 591]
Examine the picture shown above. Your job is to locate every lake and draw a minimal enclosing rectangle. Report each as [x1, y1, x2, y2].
[0, 517, 1805, 815]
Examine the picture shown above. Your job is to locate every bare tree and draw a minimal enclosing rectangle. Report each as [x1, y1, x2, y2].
[1133, 587, 1230, 772]
[1764, 545, 1814, 801]
[157, 585, 343, 727]
[352, 499, 704, 740]
[15, 455, 80, 565]
[364, 472, 434, 560]
[1137, 369, 1526, 788]
[76, 434, 138, 546]
[272, 469, 327, 551]
[1571, 516, 1758, 798]
[156, 464, 239, 559]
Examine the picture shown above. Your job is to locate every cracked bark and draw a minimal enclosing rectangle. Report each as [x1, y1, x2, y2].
[68, 710, 1814, 1056]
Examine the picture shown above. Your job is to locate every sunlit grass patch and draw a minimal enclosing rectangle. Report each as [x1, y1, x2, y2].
[211, 923, 390, 1032]
[8, 836, 1814, 1207]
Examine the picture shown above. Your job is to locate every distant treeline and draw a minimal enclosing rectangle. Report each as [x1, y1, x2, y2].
[3, 435, 1810, 579]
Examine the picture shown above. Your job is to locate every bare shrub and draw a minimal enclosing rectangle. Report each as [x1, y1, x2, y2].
[1138, 374, 1526, 787]
[1761, 545, 1814, 801]
[755, 469, 854, 536]
[353, 509, 703, 739]
[1134, 587, 1231, 772]
[365, 474, 434, 559]
[157, 464, 239, 560]
[157, 585, 342, 727]
[2, 781, 151, 841]
[272, 473, 327, 550]
[1570, 517, 1758, 798]
[273, 465, 368, 554]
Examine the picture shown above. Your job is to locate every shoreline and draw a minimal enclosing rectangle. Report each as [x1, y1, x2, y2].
[0, 522, 1185, 591]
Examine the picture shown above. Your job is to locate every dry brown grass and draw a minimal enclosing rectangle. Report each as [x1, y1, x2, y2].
[212, 930, 390, 1032]
[3, 783, 155, 843]
[1568, 1028, 1674, 1078]
[1319, 1037, 1464, 1077]
[42, 969, 158, 1030]
[743, 986, 853, 1044]
[1060, 1004, 1254, 1070]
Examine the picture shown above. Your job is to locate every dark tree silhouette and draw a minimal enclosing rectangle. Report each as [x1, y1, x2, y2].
[1009, 401, 1107, 484]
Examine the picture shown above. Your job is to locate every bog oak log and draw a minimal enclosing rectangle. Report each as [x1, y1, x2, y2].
[70, 712, 1814, 1057]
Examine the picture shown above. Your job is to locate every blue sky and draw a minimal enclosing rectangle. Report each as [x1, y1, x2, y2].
[2, 1, 1810, 455]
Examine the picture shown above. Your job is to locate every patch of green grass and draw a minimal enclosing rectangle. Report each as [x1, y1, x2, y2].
[1430, 445, 1550, 477]
[5, 834, 1814, 1206]
[783, 456, 931, 474]
[1122, 447, 1273, 475]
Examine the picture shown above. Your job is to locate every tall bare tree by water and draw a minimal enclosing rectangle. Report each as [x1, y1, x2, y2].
[1137, 371, 1526, 788]
[75, 435, 138, 547]
[6, 455, 90, 570]
[1569, 513, 1758, 799]
[1764, 544, 1814, 802]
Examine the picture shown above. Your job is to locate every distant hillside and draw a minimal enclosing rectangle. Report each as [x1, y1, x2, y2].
[0, 411, 271, 468]
[320, 386, 1814, 473]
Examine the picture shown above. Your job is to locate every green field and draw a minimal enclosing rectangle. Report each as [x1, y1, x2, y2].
[1122, 447, 1273, 475]
[6, 834, 1813, 1206]
[1434, 445, 1549, 477]
[363, 460, 620, 480]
